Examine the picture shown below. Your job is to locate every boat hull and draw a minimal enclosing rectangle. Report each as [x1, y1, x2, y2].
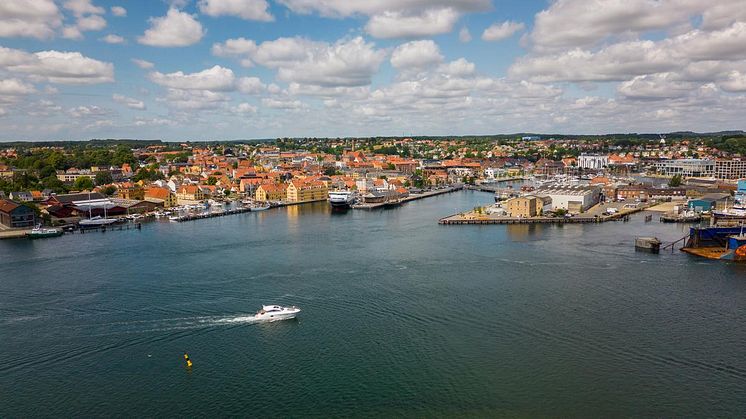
[329, 200, 353, 209]
[252, 311, 299, 322]
[27, 231, 63, 239]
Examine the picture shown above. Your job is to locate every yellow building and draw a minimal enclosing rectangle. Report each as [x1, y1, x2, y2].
[145, 187, 178, 208]
[176, 185, 205, 203]
[506, 196, 542, 218]
[255, 183, 287, 202]
[286, 180, 328, 202]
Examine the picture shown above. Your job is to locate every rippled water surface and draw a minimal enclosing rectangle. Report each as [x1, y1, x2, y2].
[1, 190, 745, 417]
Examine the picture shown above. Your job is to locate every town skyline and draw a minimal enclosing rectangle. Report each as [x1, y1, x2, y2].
[1, 0, 745, 140]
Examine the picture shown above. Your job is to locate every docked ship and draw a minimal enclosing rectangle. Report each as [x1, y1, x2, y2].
[328, 190, 358, 209]
[79, 215, 118, 227]
[27, 225, 63, 239]
[252, 305, 301, 322]
[681, 226, 746, 261]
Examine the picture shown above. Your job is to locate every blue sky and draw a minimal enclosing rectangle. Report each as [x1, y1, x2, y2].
[0, 0, 745, 141]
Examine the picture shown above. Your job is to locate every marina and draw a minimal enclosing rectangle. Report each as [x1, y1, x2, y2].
[2, 190, 744, 417]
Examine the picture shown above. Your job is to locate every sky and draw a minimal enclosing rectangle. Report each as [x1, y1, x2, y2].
[0, 0, 745, 141]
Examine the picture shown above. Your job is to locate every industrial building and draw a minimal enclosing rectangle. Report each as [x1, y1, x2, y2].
[534, 185, 602, 213]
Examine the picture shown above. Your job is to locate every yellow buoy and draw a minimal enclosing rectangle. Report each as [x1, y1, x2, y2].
[184, 353, 192, 367]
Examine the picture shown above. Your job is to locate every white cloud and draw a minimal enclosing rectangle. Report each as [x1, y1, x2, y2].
[276, 0, 489, 18]
[719, 71, 746, 92]
[132, 58, 154, 69]
[528, 0, 709, 52]
[61, 0, 107, 39]
[76, 14, 106, 31]
[162, 88, 230, 110]
[617, 73, 697, 100]
[0, 78, 36, 95]
[61, 26, 83, 39]
[278, 0, 490, 39]
[133, 117, 176, 127]
[262, 97, 305, 110]
[510, 22, 746, 84]
[366, 8, 460, 39]
[0, 46, 114, 84]
[63, 0, 104, 17]
[110, 6, 126, 17]
[438, 58, 476, 77]
[481, 21, 525, 42]
[149, 65, 236, 91]
[237, 76, 265, 94]
[138, 8, 204, 47]
[211, 37, 257, 57]
[0, 0, 62, 39]
[390, 40, 443, 70]
[198, 0, 273, 22]
[101, 34, 124, 44]
[113, 93, 145, 110]
[68, 105, 109, 118]
[459, 27, 472, 43]
[244, 36, 387, 87]
[233, 102, 257, 113]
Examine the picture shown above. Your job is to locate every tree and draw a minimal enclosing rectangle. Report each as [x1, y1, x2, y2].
[95, 171, 113, 186]
[323, 167, 338, 176]
[102, 185, 117, 196]
[669, 174, 683, 187]
[73, 176, 94, 190]
[206, 176, 218, 185]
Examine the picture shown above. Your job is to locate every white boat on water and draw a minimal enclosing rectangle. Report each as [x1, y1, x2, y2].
[79, 215, 118, 227]
[251, 203, 270, 211]
[253, 305, 300, 322]
[168, 215, 181, 222]
[329, 190, 358, 208]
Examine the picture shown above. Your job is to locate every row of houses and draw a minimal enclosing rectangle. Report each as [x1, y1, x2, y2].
[254, 179, 329, 203]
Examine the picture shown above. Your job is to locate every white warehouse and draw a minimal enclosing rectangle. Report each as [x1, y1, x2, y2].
[534, 185, 602, 213]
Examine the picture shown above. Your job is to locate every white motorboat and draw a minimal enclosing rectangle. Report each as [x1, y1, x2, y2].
[253, 305, 300, 322]
[251, 203, 270, 211]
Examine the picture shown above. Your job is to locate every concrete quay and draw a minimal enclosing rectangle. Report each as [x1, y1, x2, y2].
[352, 185, 464, 210]
[439, 205, 648, 225]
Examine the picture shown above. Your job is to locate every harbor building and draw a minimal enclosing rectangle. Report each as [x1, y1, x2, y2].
[176, 185, 206, 204]
[688, 193, 731, 212]
[0, 199, 36, 228]
[506, 196, 543, 217]
[714, 159, 746, 180]
[534, 185, 601, 213]
[655, 159, 714, 177]
[655, 158, 746, 179]
[578, 154, 609, 170]
[145, 187, 178, 208]
[255, 183, 288, 202]
[286, 180, 328, 202]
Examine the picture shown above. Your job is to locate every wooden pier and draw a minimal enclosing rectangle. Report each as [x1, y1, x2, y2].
[171, 207, 253, 222]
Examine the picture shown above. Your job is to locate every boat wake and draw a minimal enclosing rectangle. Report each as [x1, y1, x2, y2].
[84, 314, 268, 337]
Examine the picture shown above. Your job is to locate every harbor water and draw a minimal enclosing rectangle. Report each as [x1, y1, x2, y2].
[1, 190, 745, 416]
